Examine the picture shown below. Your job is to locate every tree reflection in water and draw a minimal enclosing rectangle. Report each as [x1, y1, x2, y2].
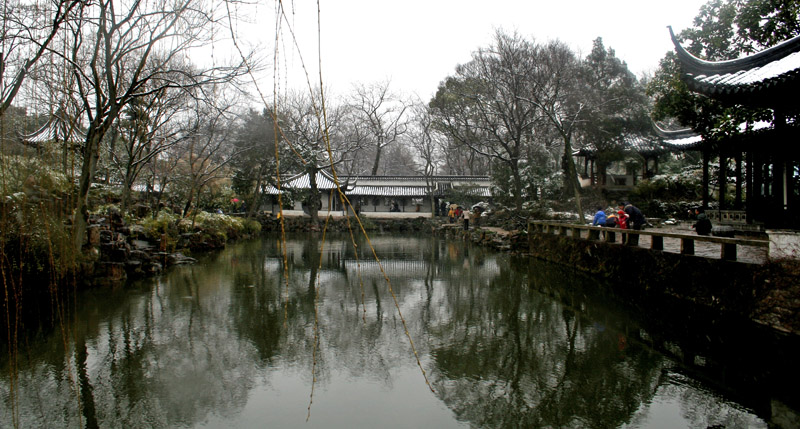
[0, 233, 793, 428]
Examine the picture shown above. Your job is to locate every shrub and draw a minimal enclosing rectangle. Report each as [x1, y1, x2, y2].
[140, 210, 180, 242]
[629, 169, 703, 203]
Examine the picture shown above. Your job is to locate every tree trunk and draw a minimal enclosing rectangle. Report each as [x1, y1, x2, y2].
[73, 130, 103, 252]
[120, 164, 135, 213]
[597, 162, 608, 187]
[562, 137, 584, 223]
[247, 163, 267, 219]
[510, 161, 524, 211]
[182, 184, 197, 218]
[307, 167, 320, 225]
[371, 141, 383, 176]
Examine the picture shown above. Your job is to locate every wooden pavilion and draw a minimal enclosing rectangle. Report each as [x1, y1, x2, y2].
[573, 133, 667, 190]
[667, 26, 800, 229]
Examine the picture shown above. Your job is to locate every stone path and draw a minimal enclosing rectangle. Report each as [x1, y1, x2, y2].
[631, 225, 768, 264]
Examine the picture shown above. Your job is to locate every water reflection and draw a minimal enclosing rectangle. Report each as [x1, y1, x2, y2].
[1, 233, 796, 428]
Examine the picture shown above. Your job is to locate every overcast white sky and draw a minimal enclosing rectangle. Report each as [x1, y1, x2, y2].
[234, 0, 708, 100]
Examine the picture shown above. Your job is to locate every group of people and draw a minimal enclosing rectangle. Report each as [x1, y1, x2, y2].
[442, 202, 481, 231]
[591, 202, 646, 244]
[592, 202, 646, 230]
[592, 202, 714, 237]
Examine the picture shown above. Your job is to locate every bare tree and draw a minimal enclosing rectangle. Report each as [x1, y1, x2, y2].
[431, 31, 540, 210]
[174, 94, 240, 219]
[55, 0, 250, 251]
[0, 0, 82, 117]
[278, 89, 347, 224]
[408, 101, 441, 214]
[348, 81, 409, 176]
[109, 84, 189, 211]
[522, 40, 586, 221]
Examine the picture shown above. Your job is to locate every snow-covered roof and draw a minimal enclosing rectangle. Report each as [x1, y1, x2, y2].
[669, 26, 800, 105]
[264, 172, 492, 197]
[347, 185, 429, 197]
[653, 121, 774, 151]
[572, 133, 666, 157]
[19, 114, 85, 146]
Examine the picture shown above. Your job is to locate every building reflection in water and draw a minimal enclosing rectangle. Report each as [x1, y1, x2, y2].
[1, 233, 794, 428]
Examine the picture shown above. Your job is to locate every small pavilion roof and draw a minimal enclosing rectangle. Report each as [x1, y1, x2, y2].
[263, 169, 351, 195]
[572, 133, 667, 158]
[284, 170, 341, 190]
[19, 113, 85, 147]
[669, 26, 800, 106]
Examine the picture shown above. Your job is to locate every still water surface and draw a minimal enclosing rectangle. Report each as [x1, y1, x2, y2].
[1, 233, 797, 428]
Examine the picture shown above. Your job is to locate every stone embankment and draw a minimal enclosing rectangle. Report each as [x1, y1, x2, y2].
[438, 222, 799, 337]
[259, 214, 433, 233]
[438, 224, 528, 253]
[79, 212, 437, 286]
[83, 211, 218, 286]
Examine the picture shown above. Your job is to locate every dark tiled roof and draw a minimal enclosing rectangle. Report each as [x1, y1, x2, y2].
[19, 115, 85, 146]
[669, 26, 800, 105]
[652, 123, 704, 150]
[651, 121, 774, 151]
[572, 133, 668, 157]
[264, 172, 492, 197]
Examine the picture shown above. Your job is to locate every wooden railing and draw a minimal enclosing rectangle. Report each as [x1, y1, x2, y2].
[528, 220, 769, 262]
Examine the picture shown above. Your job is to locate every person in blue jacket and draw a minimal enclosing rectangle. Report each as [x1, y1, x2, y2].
[592, 206, 606, 226]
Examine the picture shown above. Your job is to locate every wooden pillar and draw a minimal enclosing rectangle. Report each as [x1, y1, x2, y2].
[718, 151, 727, 210]
[651, 235, 663, 251]
[774, 156, 785, 223]
[735, 151, 743, 209]
[787, 160, 796, 220]
[775, 110, 787, 226]
[702, 148, 710, 209]
[764, 158, 772, 199]
[721, 242, 737, 261]
[746, 150, 754, 222]
[642, 159, 648, 180]
[681, 237, 695, 255]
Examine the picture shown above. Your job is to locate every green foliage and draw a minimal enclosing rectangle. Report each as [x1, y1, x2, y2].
[1, 193, 75, 279]
[0, 155, 78, 278]
[179, 211, 261, 242]
[0, 155, 72, 196]
[629, 169, 704, 202]
[140, 209, 180, 243]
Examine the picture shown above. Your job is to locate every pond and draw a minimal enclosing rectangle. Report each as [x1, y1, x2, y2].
[1, 232, 798, 428]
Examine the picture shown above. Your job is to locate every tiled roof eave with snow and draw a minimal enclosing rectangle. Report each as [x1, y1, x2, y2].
[262, 173, 492, 197]
[653, 120, 776, 151]
[19, 116, 86, 146]
[669, 26, 800, 103]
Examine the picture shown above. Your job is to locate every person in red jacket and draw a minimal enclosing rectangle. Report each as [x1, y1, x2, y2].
[616, 209, 628, 229]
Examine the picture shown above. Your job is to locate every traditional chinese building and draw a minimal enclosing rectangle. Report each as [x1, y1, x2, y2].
[666, 26, 800, 229]
[573, 133, 666, 190]
[264, 170, 492, 214]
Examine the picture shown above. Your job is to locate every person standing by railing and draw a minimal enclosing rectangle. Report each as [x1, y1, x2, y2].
[692, 207, 712, 235]
[592, 207, 606, 226]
